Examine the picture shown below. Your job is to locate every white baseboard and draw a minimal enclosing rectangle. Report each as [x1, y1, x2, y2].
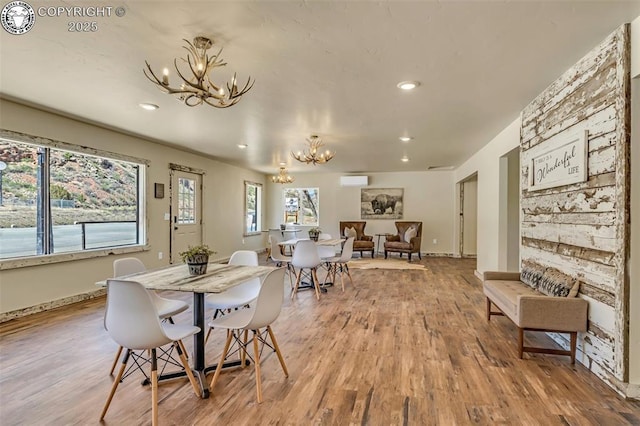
[0, 288, 106, 323]
[422, 252, 455, 257]
[623, 383, 640, 400]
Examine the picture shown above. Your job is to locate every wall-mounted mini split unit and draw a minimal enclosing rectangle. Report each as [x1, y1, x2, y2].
[340, 176, 369, 186]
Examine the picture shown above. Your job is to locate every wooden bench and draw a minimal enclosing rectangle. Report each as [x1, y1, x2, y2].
[482, 264, 588, 364]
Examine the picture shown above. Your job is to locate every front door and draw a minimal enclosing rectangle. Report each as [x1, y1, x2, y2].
[170, 170, 203, 263]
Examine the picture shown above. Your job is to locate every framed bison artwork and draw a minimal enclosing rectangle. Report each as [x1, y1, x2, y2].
[360, 188, 403, 219]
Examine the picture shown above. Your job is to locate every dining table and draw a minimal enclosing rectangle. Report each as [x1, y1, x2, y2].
[97, 262, 275, 398]
[278, 238, 345, 291]
[278, 237, 345, 249]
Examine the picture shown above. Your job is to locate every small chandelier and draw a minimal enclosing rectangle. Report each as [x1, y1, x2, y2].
[271, 166, 295, 184]
[291, 135, 335, 165]
[143, 36, 253, 108]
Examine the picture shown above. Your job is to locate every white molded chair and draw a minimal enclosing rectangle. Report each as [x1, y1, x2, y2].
[109, 258, 189, 375]
[291, 240, 322, 300]
[204, 250, 260, 342]
[100, 279, 200, 426]
[316, 233, 336, 259]
[283, 223, 297, 241]
[316, 233, 336, 283]
[208, 268, 288, 403]
[227, 250, 259, 267]
[326, 237, 355, 291]
[270, 237, 294, 288]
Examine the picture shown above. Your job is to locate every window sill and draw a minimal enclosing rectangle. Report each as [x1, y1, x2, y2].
[0, 245, 150, 271]
[243, 232, 262, 237]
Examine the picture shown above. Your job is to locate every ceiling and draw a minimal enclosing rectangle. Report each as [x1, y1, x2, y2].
[1, 1, 639, 175]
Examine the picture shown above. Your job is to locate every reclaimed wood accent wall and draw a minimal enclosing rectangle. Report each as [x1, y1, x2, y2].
[520, 25, 631, 386]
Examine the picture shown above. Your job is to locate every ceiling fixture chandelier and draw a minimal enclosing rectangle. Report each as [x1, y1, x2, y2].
[143, 36, 254, 108]
[271, 166, 295, 184]
[291, 135, 335, 165]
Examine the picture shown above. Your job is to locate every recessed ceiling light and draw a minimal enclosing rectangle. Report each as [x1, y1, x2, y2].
[399, 136, 413, 142]
[139, 103, 159, 110]
[397, 81, 420, 90]
[237, 144, 248, 149]
[401, 156, 410, 162]
[279, 162, 287, 166]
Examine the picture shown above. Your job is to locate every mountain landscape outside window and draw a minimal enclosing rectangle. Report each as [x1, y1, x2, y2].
[0, 140, 142, 259]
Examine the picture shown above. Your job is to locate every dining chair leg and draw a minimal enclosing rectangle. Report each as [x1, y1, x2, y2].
[205, 308, 226, 344]
[151, 349, 159, 426]
[345, 264, 353, 286]
[253, 330, 263, 403]
[291, 270, 303, 299]
[210, 330, 234, 391]
[241, 330, 249, 368]
[322, 264, 332, 286]
[266, 325, 288, 377]
[311, 269, 321, 300]
[287, 264, 294, 289]
[100, 349, 131, 421]
[174, 341, 200, 397]
[177, 340, 189, 361]
[339, 267, 345, 292]
[109, 345, 123, 375]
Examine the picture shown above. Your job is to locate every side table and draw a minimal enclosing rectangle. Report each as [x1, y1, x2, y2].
[375, 233, 392, 255]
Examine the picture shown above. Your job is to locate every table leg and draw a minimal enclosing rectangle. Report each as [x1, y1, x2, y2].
[192, 292, 209, 398]
[156, 292, 246, 398]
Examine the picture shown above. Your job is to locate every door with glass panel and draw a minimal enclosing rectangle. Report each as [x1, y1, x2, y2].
[170, 170, 202, 263]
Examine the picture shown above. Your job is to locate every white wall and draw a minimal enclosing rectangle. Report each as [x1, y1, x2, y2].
[266, 171, 456, 255]
[454, 117, 521, 274]
[0, 100, 267, 314]
[629, 14, 640, 389]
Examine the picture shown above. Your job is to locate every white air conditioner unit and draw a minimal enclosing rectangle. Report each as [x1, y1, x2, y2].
[340, 176, 368, 186]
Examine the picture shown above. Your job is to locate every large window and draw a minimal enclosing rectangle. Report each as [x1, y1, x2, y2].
[283, 188, 319, 226]
[0, 138, 144, 260]
[244, 181, 262, 236]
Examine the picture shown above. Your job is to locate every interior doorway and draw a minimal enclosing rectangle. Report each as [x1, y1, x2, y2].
[500, 147, 521, 271]
[169, 166, 204, 263]
[458, 174, 478, 259]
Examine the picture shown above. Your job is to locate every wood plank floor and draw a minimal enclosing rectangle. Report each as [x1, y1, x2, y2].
[1, 257, 639, 425]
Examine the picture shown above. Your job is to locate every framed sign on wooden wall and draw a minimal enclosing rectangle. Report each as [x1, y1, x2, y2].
[527, 129, 588, 191]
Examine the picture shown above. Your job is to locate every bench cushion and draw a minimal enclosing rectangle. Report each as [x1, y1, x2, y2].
[484, 279, 588, 331]
[483, 279, 540, 323]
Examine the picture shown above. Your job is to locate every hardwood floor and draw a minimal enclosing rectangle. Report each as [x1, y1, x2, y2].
[1, 257, 639, 425]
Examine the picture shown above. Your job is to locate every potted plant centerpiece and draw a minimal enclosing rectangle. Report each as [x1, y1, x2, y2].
[308, 227, 321, 241]
[179, 244, 216, 276]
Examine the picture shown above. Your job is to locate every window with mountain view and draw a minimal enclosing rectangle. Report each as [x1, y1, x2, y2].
[0, 140, 143, 259]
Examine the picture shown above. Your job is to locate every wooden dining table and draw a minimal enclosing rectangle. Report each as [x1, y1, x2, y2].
[97, 262, 275, 398]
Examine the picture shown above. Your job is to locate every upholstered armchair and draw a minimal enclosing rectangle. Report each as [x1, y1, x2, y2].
[384, 221, 422, 262]
[339, 221, 375, 258]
